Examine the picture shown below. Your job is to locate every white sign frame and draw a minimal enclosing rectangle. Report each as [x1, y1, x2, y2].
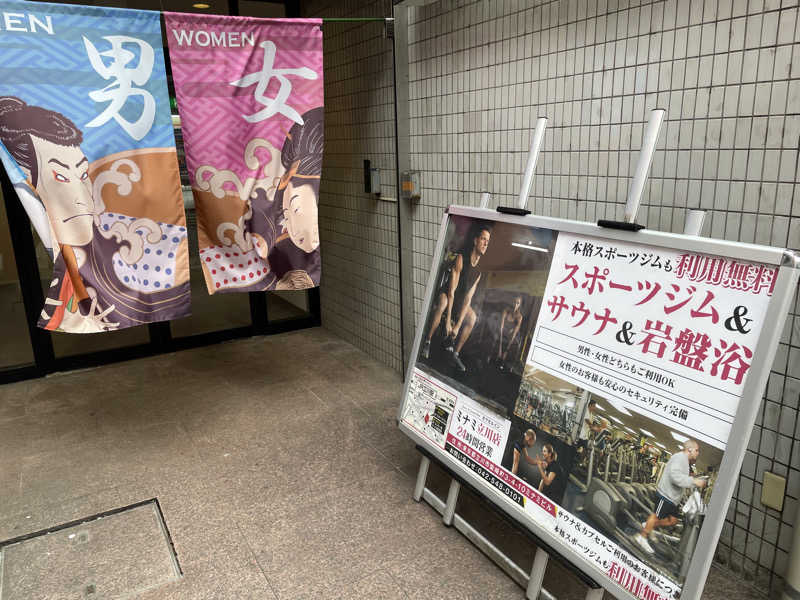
[397, 205, 799, 600]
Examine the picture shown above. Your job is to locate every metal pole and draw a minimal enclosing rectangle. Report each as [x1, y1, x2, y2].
[392, 4, 416, 373]
[479, 191, 492, 209]
[683, 209, 706, 236]
[322, 17, 393, 22]
[413, 455, 430, 502]
[526, 547, 550, 599]
[623, 108, 665, 223]
[442, 479, 461, 526]
[517, 117, 548, 210]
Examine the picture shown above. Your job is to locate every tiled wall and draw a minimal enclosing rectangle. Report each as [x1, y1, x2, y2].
[405, 0, 799, 595]
[302, 0, 402, 371]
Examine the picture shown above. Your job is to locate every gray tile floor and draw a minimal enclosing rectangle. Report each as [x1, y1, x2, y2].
[0, 328, 768, 599]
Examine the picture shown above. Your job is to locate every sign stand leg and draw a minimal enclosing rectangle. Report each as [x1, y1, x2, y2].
[623, 108, 666, 223]
[517, 117, 548, 211]
[410, 450, 592, 599]
[526, 547, 550, 599]
[413, 455, 430, 501]
[442, 479, 461, 526]
[584, 587, 604, 599]
[683, 209, 706, 236]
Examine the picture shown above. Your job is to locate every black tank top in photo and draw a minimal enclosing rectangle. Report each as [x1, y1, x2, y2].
[453, 250, 480, 307]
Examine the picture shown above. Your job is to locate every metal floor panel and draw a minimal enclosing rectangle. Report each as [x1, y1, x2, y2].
[0, 500, 180, 600]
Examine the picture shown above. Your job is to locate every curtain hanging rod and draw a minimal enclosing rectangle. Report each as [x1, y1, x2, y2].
[321, 17, 393, 22]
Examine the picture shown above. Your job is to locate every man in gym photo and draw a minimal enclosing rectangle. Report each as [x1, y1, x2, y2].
[493, 294, 523, 371]
[634, 439, 708, 554]
[511, 429, 537, 477]
[575, 398, 606, 451]
[421, 225, 491, 372]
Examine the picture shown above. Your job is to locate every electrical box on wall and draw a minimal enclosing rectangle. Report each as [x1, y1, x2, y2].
[761, 471, 786, 511]
[364, 159, 382, 197]
[401, 170, 421, 203]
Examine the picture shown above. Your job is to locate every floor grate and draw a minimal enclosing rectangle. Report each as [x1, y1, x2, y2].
[0, 498, 181, 600]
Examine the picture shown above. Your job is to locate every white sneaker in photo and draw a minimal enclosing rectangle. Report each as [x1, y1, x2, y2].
[450, 352, 466, 372]
[634, 533, 655, 554]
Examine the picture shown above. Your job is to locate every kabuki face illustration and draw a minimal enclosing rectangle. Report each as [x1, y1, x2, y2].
[31, 136, 94, 246]
[273, 106, 323, 255]
[0, 96, 94, 247]
[283, 179, 319, 253]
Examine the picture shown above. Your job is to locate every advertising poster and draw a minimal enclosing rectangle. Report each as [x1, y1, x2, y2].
[414, 215, 556, 416]
[0, 0, 191, 332]
[165, 13, 323, 293]
[400, 212, 787, 600]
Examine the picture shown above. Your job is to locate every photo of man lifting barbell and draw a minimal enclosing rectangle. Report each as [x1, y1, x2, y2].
[415, 216, 556, 416]
[422, 224, 491, 373]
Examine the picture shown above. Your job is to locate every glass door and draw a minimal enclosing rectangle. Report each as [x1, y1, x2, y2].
[0, 189, 34, 369]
